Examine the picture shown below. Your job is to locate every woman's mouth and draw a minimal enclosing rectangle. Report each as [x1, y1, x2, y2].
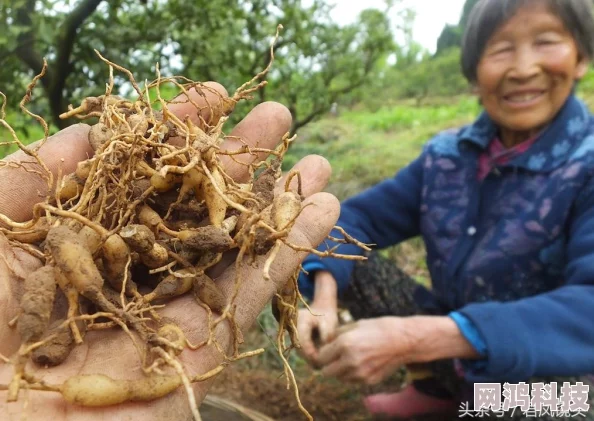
[503, 90, 545, 106]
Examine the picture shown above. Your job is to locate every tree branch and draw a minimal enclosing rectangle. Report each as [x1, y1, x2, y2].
[55, 0, 104, 81]
[292, 47, 379, 132]
[13, 0, 103, 128]
[293, 106, 325, 133]
[50, 0, 103, 127]
[332, 47, 378, 96]
[14, 0, 53, 91]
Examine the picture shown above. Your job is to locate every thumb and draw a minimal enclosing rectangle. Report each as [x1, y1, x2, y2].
[317, 312, 337, 345]
[215, 191, 341, 333]
[296, 306, 323, 359]
[0, 124, 93, 222]
[299, 319, 319, 360]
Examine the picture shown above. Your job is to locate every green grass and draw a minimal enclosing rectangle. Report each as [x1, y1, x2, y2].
[284, 95, 482, 201]
[340, 95, 481, 132]
[286, 90, 594, 201]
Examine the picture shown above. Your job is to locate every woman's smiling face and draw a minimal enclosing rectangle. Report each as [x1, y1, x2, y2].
[476, 1, 589, 147]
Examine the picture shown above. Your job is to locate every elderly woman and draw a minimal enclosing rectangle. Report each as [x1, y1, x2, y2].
[297, 0, 594, 419]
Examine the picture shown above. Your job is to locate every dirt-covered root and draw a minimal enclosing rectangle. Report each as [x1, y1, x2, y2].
[193, 273, 226, 314]
[0, 28, 373, 421]
[45, 225, 151, 346]
[8, 265, 57, 401]
[17, 266, 57, 344]
[46, 224, 106, 302]
[31, 318, 87, 367]
[273, 267, 313, 421]
[142, 269, 195, 303]
[0, 361, 231, 409]
[120, 224, 154, 253]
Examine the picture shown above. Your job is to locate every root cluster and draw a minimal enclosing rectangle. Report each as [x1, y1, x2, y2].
[0, 29, 368, 421]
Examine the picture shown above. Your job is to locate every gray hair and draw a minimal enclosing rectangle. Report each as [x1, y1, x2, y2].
[461, 0, 594, 82]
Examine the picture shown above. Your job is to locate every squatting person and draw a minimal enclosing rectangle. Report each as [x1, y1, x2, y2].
[297, 0, 594, 419]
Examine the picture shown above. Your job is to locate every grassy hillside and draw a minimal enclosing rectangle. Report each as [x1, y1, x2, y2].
[286, 90, 594, 201]
[284, 95, 481, 201]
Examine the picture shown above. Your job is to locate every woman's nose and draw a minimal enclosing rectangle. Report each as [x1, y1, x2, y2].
[508, 45, 541, 81]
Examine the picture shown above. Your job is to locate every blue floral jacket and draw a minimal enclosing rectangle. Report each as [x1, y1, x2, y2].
[298, 94, 594, 384]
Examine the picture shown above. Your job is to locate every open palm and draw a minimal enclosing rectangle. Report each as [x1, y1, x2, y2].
[0, 85, 339, 421]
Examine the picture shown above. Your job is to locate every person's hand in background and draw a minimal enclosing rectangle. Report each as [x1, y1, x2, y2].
[316, 315, 481, 386]
[297, 270, 340, 366]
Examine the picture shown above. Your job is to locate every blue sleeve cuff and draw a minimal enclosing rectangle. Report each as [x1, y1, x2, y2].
[449, 311, 488, 357]
[449, 311, 488, 376]
[297, 261, 329, 301]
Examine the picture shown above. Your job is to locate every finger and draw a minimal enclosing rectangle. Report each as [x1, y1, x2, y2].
[335, 322, 357, 338]
[364, 365, 390, 386]
[219, 101, 292, 182]
[166, 82, 229, 147]
[318, 317, 336, 345]
[325, 321, 357, 344]
[174, 191, 339, 339]
[205, 153, 331, 280]
[231, 190, 339, 295]
[357, 356, 401, 386]
[0, 123, 93, 222]
[275, 154, 331, 198]
[167, 81, 229, 121]
[298, 333, 319, 363]
[296, 314, 318, 361]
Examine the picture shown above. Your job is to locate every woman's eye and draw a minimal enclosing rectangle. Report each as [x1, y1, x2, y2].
[536, 39, 556, 45]
[535, 32, 563, 45]
[492, 46, 513, 55]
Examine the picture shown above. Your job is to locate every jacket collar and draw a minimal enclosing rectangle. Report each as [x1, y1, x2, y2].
[457, 94, 593, 172]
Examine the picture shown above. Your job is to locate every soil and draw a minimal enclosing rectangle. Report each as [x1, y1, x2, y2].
[209, 364, 371, 421]
[200, 402, 259, 421]
[205, 244, 434, 421]
[207, 320, 406, 421]
[207, 361, 456, 421]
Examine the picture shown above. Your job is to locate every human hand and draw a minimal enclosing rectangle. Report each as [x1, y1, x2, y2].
[297, 271, 339, 366]
[316, 315, 482, 386]
[0, 83, 339, 421]
[316, 317, 416, 386]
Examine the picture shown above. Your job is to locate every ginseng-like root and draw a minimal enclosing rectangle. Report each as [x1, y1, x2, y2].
[0, 28, 371, 421]
[31, 320, 85, 367]
[60, 373, 183, 406]
[9, 265, 56, 401]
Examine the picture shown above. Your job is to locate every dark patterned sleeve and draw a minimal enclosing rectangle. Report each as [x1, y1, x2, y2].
[298, 151, 425, 299]
[457, 175, 594, 383]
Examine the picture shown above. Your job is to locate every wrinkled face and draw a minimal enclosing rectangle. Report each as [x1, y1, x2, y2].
[476, 2, 589, 146]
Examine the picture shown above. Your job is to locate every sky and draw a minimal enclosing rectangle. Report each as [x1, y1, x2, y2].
[327, 0, 467, 53]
